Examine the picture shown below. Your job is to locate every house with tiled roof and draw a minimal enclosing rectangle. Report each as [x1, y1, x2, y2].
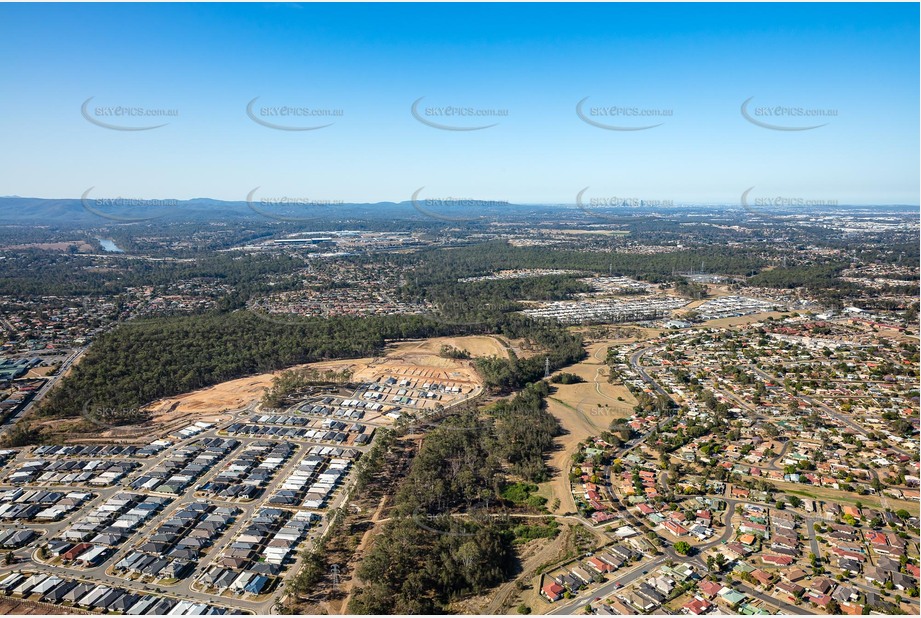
[739, 521, 768, 536]
[774, 581, 804, 603]
[717, 587, 746, 606]
[782, 568, 808, 583]
[662, 520, 688, 536]
[751, 569, 774, 587]
[542, 581, 565, 602]
[697, 579, 723, 598]
[809, 577, 835, 595]
[761, 554, 793, 566]
[738, 533, 756, 547]
[587, 556, 615, 574]
[805, 592, 833, 608]
[722, 542, 750, 559]
[683, 596, 712, 615]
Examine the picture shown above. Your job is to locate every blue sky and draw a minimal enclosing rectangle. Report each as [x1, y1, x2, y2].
[0, 2, 917, 205]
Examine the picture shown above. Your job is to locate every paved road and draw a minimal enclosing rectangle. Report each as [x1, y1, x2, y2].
[546, 343, 821, 617]
[547, 500, 740, 616]
[547, 555, 667, 616]
[628, 346, 671, 400]
[747, 363, 912, 459]
[1, 413, 374, 614]
[736, 581, 816, 615]
[0, 347, 86, 434]
[0, 369, 489, 615]
[804, 520, 821, 558]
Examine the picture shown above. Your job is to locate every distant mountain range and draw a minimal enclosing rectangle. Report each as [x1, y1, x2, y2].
[0, 196, 534, 226]
[0, 196, 915, 227]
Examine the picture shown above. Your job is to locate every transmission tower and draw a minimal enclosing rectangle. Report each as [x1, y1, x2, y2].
[330, 564, 340, 587]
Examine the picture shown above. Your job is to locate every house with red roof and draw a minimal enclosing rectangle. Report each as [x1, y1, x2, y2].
[638, 503, 656, 516]
[805, 592, 833, 608]
[751, 569, 774, 587]
[542, 581, 565, 602]
[739, 521, 768, 536]
[731, 486, 749, 498]
[587, 556, 614, 574]
[762, 554, 794, 566]
[591, 511, 616, 524]
[666, 511, 687, 523]
[830, 547, 866, 562]
[663, 520, 689, 537]
[683, 596, 712, 615]
[865, 531, 888, 547]
[62, 542, 92, 562]
[698, 580, 723, 599]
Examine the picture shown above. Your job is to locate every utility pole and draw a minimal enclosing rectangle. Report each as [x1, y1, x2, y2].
[544, 357, 550, 378]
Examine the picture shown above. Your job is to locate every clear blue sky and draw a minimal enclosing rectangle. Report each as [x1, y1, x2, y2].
[0, 2, 917, 205]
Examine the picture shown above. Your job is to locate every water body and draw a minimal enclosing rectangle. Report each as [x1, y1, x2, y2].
[97, 238, 124, 253]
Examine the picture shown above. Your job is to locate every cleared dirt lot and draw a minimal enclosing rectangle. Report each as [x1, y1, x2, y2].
[539, 337, 639, 515]
[390, 335, 510, 358]
[135, 336, 490, 434]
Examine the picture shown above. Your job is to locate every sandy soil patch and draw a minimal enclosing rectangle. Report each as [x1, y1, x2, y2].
[25, 366, 55, 377]
[389, 335, 510, 358]
[146, 372, 280, 419]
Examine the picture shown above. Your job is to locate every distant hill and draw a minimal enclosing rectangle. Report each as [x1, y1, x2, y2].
[0, 195, 573, 228]
[1, 196, 914, 228]
[0, 196, 404, 226]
